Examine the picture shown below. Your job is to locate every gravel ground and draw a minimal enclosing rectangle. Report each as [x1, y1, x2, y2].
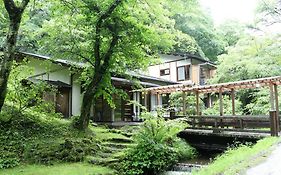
[247, 142, 281, 175]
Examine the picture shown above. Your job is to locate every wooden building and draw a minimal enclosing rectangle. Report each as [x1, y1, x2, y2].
[17, 51, 178, 124]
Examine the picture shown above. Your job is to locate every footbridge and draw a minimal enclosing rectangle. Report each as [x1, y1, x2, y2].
[136, 76, 281, 151]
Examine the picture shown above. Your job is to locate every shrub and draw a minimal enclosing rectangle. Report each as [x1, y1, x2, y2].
[118, 113, 196, 175]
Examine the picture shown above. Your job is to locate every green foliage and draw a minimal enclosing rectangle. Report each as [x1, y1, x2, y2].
[218, 20, 246, 47]
[255, 0, 281, 25]
[0, 107, 99, 169]
[25, 138, 99, 164]
[171, 0, 226, 61]
[0, 163, 114, 175]
[211, 35, 281, 83]
[203, 96, 243, 115]
[169, 92, 199, 115]
[119, 113, 195, 175]
[210, 35, 281, 114]
[6, 61, 56, 113]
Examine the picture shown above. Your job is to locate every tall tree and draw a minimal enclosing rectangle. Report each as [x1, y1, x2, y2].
[40, 0, 181, 130]
[256, 0, 281, 25]
[0, 0, 30, 111]
[170, 0, 226, 61]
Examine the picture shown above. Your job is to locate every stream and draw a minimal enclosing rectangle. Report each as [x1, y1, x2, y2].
[163, 150, 219, 175]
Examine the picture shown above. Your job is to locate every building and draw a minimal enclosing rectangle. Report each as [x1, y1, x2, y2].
[9, 51, 216, 124]
[147, 53, 216, 85]
[147, 53, 217, 109]
[17, 52, 178, 124]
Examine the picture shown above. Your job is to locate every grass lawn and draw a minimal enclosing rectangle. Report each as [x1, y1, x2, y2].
[0, 163, 114, 175]
[193, 137, 280, 175]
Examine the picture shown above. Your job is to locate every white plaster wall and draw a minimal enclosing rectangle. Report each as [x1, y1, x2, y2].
[177, 60, 191, 67]
[28, 58, 70, 84]
[27, 58, 83, 116]
[147, 65, 160, 77]
[146, 55, 192, 83]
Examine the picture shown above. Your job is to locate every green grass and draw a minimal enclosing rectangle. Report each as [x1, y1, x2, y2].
[193, 137, 280, 175]
[0, 163, 114, 175]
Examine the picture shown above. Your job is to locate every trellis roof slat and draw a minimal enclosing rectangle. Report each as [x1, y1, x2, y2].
[135, 76, 281, 94]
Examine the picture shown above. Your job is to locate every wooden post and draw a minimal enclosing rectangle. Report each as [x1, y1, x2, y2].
[182, 92, 186, 116]
[219, 88, 223, 116]
[196, 91, 200, 116]
[274, 84, 280, 131]
[231, 89, 235, 116]
[270, 84, 275, 110]
[270, 110, 278, 136]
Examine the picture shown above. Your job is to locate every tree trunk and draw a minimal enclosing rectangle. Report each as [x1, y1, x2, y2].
[76, 87, 96, 130]
[74, 72, 103, 130]
[0, 0, 30, 112]
[0, 16, 22, 111]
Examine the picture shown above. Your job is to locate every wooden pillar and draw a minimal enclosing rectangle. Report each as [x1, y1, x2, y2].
[219, 88, 223, 116]
[231, 89, 235, 116]
[270, 84, 275, 110]
[196, 91, 200, 116]
[270, 110, 278, 136]
[274, 84, 280, 131]
[182, 92, 186, 115]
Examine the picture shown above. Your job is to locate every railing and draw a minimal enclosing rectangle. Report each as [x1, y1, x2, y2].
[172, 111, 279, 136]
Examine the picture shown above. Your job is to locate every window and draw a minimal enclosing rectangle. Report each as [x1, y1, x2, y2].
[177, 65, 190, 81]
[160, 68, 170, 76]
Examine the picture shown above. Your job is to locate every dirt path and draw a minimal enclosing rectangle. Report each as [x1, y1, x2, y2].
[247, 142, 281, 175]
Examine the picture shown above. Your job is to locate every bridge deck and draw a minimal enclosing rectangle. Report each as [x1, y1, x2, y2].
[181, 128, 271, 139]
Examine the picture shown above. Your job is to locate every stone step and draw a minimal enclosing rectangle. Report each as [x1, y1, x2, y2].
[102, 142, 135, 149]
[107, 137, 133, 143]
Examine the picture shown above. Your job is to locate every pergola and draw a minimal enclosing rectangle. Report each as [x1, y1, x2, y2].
[137, 76, 281, 118]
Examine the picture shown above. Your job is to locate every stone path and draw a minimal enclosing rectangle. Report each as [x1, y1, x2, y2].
[247, 142, 281, 175]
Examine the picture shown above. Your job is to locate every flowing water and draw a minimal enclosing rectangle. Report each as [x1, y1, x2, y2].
[163, 150, 219, 175]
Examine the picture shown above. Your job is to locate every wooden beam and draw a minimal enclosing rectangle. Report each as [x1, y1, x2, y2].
[231, 89, 235, 116]
[196, 91, 200, 116]
[274, 84, 280, 131]
[219, 88, 223, 116]
[182, 92, 186, 115]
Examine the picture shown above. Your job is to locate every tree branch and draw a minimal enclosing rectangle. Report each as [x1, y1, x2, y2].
[3, 0, 30, 20]
[3, 0, 18, 16]
[94, 0, 123, 68]
[20, 0, 30, 10]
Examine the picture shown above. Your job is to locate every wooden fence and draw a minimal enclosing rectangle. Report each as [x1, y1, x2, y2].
[172, 110, 279, 136]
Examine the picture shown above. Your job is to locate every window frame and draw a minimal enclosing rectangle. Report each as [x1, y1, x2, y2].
[177, 65, 190, 81]
[160, 68, 170, 76]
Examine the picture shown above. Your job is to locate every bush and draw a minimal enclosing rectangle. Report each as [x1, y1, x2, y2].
[118, 113, 195, 175]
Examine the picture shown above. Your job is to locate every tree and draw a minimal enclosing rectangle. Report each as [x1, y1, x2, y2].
[210, 35, 281, 114]
[170, 0, 226, 61]
[0, 0, 30, 112]
[255, 0, 281, 25]
[218, 20, 246, 47]
[39, 0, 183, 130]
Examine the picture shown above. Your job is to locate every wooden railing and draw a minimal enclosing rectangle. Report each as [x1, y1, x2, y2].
[172, 111, 279, 136]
